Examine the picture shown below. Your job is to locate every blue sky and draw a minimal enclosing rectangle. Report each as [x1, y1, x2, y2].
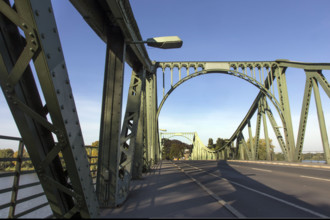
[0, 0, 329, 153]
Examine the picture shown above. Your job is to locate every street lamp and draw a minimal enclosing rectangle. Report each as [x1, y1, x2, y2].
[126, 36, 183, 49]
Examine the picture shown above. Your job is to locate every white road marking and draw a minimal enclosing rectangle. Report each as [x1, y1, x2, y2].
[173, 162, 245, 218]
[183, 162, 328, 218]
[251, 168, 272, 172]
[300, 175, 330, 182]
[230, 164, 272, 172]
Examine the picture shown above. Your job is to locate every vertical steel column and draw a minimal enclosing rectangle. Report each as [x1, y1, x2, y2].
[116, 67, 145, 205]
[8, 141, 24, 218]
[261, 96, 271, 161]
[170, 67, 173, 87]
[294, 71, 313, 161]
[239, 135, 245, 160]
[255, 100, 262, 159]
[154, 71, 160, 163]
[143, 92, 149, 170]
[162, 68, 165, 98]
[275, 67, 295, 162]
[248, 120, 255, 160]
[132, 70, 146, 179]
[0, 1, 98, 217]
[311, 75, 330, 164]
[96, 26, 125, 207]
[145, 73, 153, 166]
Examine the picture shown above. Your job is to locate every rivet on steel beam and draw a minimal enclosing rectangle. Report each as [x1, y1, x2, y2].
[22, 23, 28, 29]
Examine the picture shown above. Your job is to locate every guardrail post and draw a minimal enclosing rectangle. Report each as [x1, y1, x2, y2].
[8, 140, 24, 218]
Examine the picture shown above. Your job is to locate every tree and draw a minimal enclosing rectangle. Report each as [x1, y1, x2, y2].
[274, 152, 285, 161]
[215, 138, 226, 150]
[161, 139, 192, 160]
[246, 137, 275, 160]
[0, 148, 14, 170]
[208, 138, 214, 148]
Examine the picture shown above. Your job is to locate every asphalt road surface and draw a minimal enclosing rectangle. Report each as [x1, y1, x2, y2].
[175, 160, 330, 218]
[101, 160, 330, 218]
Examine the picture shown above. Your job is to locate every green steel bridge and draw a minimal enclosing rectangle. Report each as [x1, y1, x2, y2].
[0, 0, 329, 218]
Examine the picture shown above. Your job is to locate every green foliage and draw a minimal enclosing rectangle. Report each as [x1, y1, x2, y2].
[161, 138, 192, 160]
[274, 152, 285, 161]
[0, 149, 14, 170]
[246, 137, 275, 160]
[302, 153, 324, 161]
[215, 138, 226, 150]
[208, 138, 214, 148]
[0, 148, 33, 171]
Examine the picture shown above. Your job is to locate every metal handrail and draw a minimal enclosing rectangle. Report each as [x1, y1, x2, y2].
[0, 135, 98, 218]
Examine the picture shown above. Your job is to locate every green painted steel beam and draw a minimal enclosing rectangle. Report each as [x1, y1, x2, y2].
[96, 26, 125, 208]
[311, 77, 330, 164]
[0, 0, 98, 217]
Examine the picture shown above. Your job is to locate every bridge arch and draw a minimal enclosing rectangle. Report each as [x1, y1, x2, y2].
[156, 67, 286, 137]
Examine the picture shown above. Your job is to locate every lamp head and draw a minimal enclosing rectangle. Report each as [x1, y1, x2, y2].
[146, 36, 183, 49]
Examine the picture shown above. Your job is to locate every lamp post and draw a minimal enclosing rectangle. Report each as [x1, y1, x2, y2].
[126, 36, 183, 49]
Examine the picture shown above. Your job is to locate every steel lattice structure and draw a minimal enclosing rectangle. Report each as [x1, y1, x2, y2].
[0, 0, 329, 218]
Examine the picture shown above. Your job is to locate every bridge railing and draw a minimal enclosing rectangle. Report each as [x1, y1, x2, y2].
[0, 135, 98, 218]
[0, 135, 52, 218]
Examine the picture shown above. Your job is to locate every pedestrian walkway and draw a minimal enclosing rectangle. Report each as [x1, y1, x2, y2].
[100, 160, 233, 218]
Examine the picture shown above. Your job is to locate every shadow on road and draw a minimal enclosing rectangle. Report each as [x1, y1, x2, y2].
[100, 160, 330, 218]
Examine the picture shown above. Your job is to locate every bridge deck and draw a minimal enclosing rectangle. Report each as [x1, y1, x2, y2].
[100, 160, 330, 218]
[100, 160, 235, 218]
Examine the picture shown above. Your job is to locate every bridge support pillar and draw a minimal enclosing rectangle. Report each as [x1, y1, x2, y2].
[96, 26, 125, 207]
[145, 70, 159, 167]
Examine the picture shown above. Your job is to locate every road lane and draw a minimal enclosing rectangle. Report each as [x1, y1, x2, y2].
[174, 160, 330, 218]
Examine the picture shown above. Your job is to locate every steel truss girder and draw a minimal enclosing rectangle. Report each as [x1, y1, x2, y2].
[264, 101, 288, 160]
[156, 60, 328, 163]
[96, 25, 125, 208]
[294, 70, 330, 164]
[260, 95, 271, 161]
[237, 132, 252, 160]
[116, 68, 145, 205]
[0, 0, 98, 218]
[145, 71, 159, 166]
[132, 73, 146, 179]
